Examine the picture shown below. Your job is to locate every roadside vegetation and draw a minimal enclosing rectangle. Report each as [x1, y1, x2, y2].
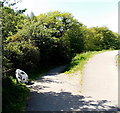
[118, 55, 120, 66]
[1, 0, 120, 112]
[116, 53, 120, 66]
[2, 76, 29, 113]
[64, 51, 104, 74]
[63, 50, 113, 87]
[64, 50, 113, 74]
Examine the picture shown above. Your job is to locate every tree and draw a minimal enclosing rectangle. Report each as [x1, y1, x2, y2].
[37, 11, 80, 38]
[4, 41, 40, 73]
[84, 27, 119, 51]
[61, 24, 85, 54]
[1, 6, 26, 40]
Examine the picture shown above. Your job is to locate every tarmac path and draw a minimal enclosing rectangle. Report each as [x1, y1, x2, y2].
[82, 50, 118, 109]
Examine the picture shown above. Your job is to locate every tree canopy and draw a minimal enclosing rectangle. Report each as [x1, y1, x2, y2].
[3, 7, 119, 74]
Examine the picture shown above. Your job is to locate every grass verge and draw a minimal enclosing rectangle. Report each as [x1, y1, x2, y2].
[63, 50, 114, 91]
[64, 50, 113, 74]
[116, 53, 120, 66]
[118, 55, 120, 66]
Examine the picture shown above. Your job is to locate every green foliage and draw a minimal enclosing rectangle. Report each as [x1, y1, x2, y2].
[37, 11, 79, 38]
[1, 6, 26, 40]
[61, 24, 85, 54]
[3, 9, 119, 76]
[2, 76, 29, 113]
[118, 56, 120, 66]
[64, 50, 109, 74]
[3, 41, 40, 73]
[117, 54, 120, 66]
[84, 27, 119, 51]
[17, 11, 84, 66]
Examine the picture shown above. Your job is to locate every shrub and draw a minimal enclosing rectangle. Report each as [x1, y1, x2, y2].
[3, 41, 40, 75]
[2, 76, 29, 113]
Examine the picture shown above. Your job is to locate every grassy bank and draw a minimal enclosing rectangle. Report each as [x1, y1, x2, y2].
[2, 76, 29, 113]
[64, 50, 112, 74]
[63, 50, 113, 91]
[2, 65, 57, 113]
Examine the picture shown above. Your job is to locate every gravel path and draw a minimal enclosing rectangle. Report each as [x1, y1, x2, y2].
[25, 51, 118, 112]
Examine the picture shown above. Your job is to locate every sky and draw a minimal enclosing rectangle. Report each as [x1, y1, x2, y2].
[16, 0, 119, 33]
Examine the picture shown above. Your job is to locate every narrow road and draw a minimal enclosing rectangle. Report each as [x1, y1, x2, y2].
[25, 51, 118, 112]
[26, 66, 82, 111]
[82, 50, 118, 108]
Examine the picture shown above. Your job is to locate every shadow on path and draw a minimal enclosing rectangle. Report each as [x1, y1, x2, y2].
[25, 65, 118, 112]
[26, 91, 118, 112]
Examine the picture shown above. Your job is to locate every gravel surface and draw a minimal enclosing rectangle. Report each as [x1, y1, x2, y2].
[25, 51, 118, 111]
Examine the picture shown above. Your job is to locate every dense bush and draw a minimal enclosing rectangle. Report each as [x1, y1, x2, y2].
[3, 41, 40, 74]
[2, 76, 29, 113]
[16, 11, 86, 67]
[3, 10, 120, 76]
